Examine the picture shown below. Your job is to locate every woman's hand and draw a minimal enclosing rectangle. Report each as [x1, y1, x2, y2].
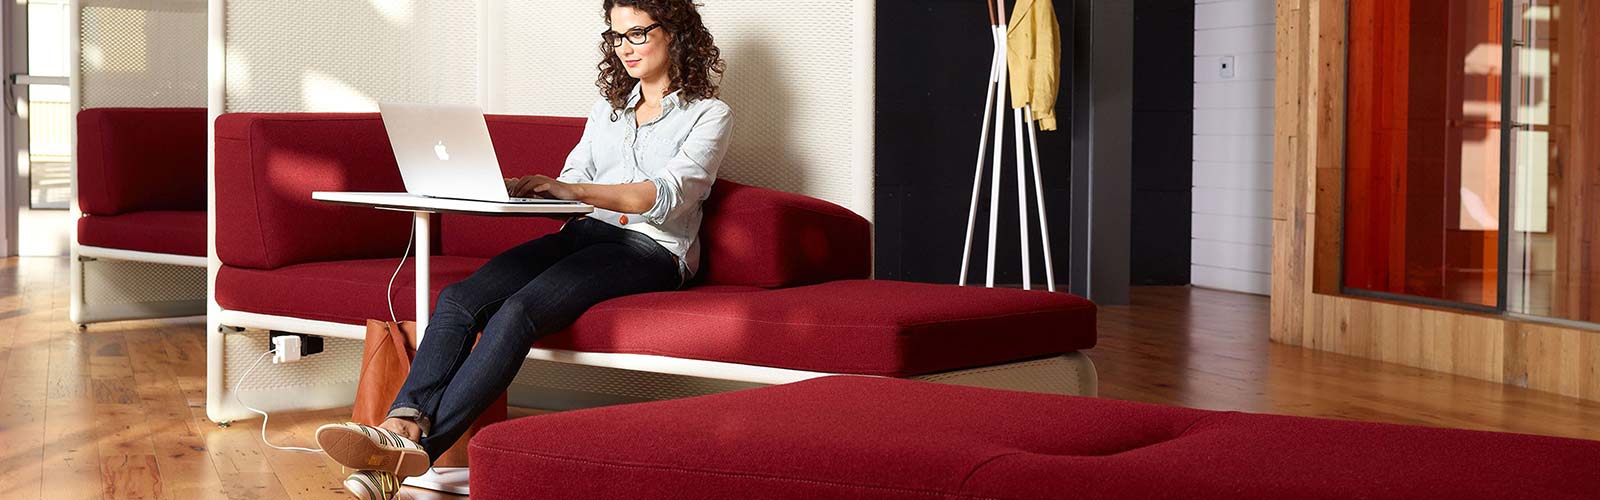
[509, 175, 583, 201]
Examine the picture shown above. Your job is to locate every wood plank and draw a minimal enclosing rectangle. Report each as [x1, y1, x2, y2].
[259, 408, 349, 500]
[41, 400, 103, 500]
[1271, 0, 1304, 222]
[100, 455, 163, 500]
[0, 393, 46, 500]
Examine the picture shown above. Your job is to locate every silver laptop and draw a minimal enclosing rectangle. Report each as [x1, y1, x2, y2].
[379, 102, 580, 204]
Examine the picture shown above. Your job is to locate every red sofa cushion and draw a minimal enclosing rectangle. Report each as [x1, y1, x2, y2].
[77, 108, 207, 216]
[470, 376, 1600, 500]
[215, 263, 1091, 376]
[542, 280, 1095, 377]
[77, 211, 206, 257]
[214, 257, 486, 324]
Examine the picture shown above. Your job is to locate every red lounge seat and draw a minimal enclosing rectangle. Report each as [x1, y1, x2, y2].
[76, 107, 207, 255]
[77, 210, 206, 257]
[219, 272, 1095, 377]
[541, 280, 1095, 377]
[469, 376, 1600, 500]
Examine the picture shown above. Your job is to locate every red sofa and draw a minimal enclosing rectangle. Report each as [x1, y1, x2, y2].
[77, 107, 208, 257]
[207, 112, 1097, 420]
[470, 375, 1600, 500]
[71, 107, 208, 326]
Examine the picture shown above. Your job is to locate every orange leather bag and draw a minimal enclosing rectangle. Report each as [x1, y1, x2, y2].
[353, 320, 506, 467]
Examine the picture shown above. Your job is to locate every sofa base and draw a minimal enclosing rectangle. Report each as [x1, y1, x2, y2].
[70, 249, 207, 326]
[207, 309, 1098, 422]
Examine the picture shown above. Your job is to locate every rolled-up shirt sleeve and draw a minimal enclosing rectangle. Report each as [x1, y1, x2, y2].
[641, 101, 732, 224]
[556, 103, 605, 184]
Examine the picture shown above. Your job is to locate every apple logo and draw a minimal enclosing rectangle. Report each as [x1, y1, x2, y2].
[434, 140, 450, 161]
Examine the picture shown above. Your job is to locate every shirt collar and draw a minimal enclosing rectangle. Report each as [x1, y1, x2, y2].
[626, 82, 683, 111]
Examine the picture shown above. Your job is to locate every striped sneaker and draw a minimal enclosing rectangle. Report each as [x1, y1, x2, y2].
[343, 470, 402, 500]
[316, 422, 431, 478]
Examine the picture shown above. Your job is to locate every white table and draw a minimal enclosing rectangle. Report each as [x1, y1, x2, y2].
[311, 191, 592, 494]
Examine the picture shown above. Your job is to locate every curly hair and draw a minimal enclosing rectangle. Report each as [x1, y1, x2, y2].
[598, 0, 726, 121]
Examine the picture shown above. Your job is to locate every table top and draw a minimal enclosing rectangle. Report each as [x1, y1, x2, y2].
[312, 192, 595, 217]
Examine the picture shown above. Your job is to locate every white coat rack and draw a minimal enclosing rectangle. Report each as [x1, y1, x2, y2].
[960, 0, 1057, 292]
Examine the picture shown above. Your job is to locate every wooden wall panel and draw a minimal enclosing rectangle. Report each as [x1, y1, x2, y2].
[1273, 0, 1600, 402]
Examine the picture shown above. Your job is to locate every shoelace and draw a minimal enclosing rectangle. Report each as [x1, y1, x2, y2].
[352, 470, 402, 499]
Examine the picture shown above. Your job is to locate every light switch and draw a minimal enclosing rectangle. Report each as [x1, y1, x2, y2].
[1219, 55, 1236, 79]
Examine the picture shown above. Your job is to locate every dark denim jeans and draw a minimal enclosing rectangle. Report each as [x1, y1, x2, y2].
[389, 217, 682, 460]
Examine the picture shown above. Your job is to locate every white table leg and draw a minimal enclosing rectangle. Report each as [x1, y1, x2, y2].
[414, 211, 430, 343]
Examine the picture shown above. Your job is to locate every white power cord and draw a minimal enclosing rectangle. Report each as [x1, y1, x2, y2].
[234, 349, 322, 453]
[229, 222, 420, 457]
[387, 221, 417, 326]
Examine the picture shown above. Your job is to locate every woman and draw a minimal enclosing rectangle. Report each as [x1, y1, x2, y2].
[316, 1, 730, 498]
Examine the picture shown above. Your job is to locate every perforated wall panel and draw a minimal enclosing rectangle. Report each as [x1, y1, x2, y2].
[224, 329, 364, 391]
[223, 0, 478, 112]
[489, 1, 872, 215]
[79, 5, 207, 108]
[81, 258, 205, 304]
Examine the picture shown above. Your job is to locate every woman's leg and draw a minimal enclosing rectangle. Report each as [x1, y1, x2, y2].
[415, 237, 680, 459]
[388, 228, 580, 432]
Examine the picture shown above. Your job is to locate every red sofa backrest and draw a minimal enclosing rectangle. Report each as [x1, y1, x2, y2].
[214, 112, 872, 287]
[77, 107, 208, 215]
[215, 113, 420, 269]
[696, 180, 871, 287]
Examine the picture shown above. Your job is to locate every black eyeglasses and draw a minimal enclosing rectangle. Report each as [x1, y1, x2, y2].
[602, 23, 662, 48]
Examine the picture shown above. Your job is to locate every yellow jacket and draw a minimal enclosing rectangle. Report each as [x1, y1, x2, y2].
[1006, 0, 1061, 131]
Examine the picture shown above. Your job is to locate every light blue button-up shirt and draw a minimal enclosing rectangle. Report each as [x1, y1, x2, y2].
[557, 83, 733, 281]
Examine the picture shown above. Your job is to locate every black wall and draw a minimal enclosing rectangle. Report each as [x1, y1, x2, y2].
[874, 0, 1073, 286]
[874, 0, 1192, 287]
[1130, 1, 1194, 285]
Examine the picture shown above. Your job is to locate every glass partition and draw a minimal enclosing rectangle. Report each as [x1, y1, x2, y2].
[1506, 0, 1600, 323]
[1343, 0, 1504, 308]
[1345, 0, 1600, 326]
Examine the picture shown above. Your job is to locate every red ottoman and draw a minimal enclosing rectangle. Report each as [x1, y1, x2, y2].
[469, 376, 1600, 499]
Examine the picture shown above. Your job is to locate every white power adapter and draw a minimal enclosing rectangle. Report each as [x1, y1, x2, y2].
[272, 335, 302, 364]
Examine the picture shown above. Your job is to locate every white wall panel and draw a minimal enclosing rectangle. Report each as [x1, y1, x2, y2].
[1192, 186, 1271, 218]
[1195, 0, 1274, 29]
[1193, 134, 1272, 163]
[1194, 25, 1273, 55]
[1191, 213, 1271, 246]
[1192, 0, 1273, 295]
[1192, 239, 1271, 273]
[1194, 81, 1273, 109]
[1191, 264, 1269, 294]
[1193, 108, 1273, 136]
[1192, 161, 1271, 191]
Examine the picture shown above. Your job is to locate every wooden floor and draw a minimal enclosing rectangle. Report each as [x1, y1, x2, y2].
[1, 257, 1597, 499]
